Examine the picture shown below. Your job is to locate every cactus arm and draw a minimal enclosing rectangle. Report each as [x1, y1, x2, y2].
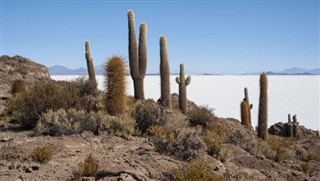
[176, 77, 180, 84]
[128, 10, 139, 78]
[138, 22, 147, 78]
[185, 76, 191, 86]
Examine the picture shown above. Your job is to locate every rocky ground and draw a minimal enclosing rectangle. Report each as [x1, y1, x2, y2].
[0, 55, 319, 181]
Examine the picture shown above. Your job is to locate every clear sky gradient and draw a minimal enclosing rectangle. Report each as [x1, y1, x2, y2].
[1, 0, 319, 74]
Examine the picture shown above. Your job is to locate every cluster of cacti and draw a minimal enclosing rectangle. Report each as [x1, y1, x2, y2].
[127, 10, 148, 100]
[11, 79, 26, 95]
[176, 64, 191, 114]
[240, 87, 253, 129]
[257, 73, 268, 140]
[159, 36, 171, 109]
[287, 114, 299, 138]
[104, 56, 127, 116]
[85, 41, 97, 90]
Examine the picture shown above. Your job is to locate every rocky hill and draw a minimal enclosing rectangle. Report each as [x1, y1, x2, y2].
[0, 56, 319, 181]
[0, 55, 51, 114]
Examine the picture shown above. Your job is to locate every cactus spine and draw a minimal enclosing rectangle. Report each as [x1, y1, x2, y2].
[258, 73, 268, 140]
[240, 100, 250, 129]
[160, 36, 171, 109]
[175, 64, 191, 114]
[104, 56, 126, 116]
[128, 10, 147, 100]
[85, 41, 97, 89]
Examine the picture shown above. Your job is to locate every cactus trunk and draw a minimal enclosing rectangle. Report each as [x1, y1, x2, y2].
[160, 36, 171, 109]
[244, 87, 253, 126]
[85, 41, 97, 89]
[128, 10, 147, 100]
[104, 56, 127, 116]
[240, 100, 250, 129]
[175, 64, 191, 114]
[258, 73, 268, 140]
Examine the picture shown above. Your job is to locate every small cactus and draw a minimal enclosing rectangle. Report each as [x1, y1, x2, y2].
[240, 100, 250, 129]
[287, 114, 293, 137]
[128, 10, 147, 100]
[85, 41, 97, 90]
[11, 79, 26, 95]
[292, 115, 299, 138]
[159, 36, 171, 109]
[104, 56, 127, 116]
[258, 73, 268, 140]
[175, 64, 191, 114]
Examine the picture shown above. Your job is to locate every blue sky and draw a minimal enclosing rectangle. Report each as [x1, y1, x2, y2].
[1, 0, 319, 74]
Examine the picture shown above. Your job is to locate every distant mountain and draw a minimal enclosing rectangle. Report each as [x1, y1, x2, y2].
[49, 65, 320, 75]
[49, 65, 104, 75]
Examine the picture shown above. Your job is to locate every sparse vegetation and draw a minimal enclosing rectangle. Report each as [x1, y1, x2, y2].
[11, 79, 26, 95]
[9, 80, 82, 129]
[150, 127, 204, 161]
[187, 105, 216, 129]
[135, 99, 168, 133]
[74, 153, 99, 179]
[36, 109, 102, 136]
[31, 146, 54, 164]
[171, 160, 224, 181]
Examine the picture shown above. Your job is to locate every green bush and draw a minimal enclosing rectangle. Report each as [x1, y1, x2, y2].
[71, 76, 97, 97]
[171, 160, 223, 181]
[36, 109, 101, 136]
[187, 105, 216, 129]
[10, 80, 82, 129]
[31, 146, 54, 164]
[135, 99, 168, 133]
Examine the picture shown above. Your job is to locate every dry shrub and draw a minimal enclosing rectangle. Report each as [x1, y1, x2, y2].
[36, 109, 102, 136]
[99, 114, 135, 136]
[74, 153, 99, 179]
[298, 162, 312, 175]
[31, 146, 54, 164]
[187, 105, 216, 129]
[72, 76, 97, 97]
[11, 79, 26, 95]
[306, 150, 320, 161]
[202, 131, 222, 158]
[171, 160, 223, 181]
[150, 127, 204, 161]
[10, 80, 82, 129]
[135, 99, 168, 133]
[226, 129, 246, 146]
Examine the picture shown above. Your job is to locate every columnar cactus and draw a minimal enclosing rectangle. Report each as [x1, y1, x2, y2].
[287, 114, 293, 137]
[85, 41, 97, 89]
[258, 73, 268, 140]
[292, 115, 299, 138]
[244, 87, 253, 125]
[104, 56, 127, 116]
[160, 36, 171, 109]
[240, 100, 250, 129]
[175, 64, 191, 114]
[128, 10, 147, 100]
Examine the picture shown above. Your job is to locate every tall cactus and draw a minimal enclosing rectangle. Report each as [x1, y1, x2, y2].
[160, 36, 171, 109]
[175, 64, 191, 114]
[104, 56, 127, 116]
[85, 41, 97, 89]
[128, 10, 147, 100]
[258, 73, 268, 140]
[244, 87, 253, 125]
[240, 100, 250, 129]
